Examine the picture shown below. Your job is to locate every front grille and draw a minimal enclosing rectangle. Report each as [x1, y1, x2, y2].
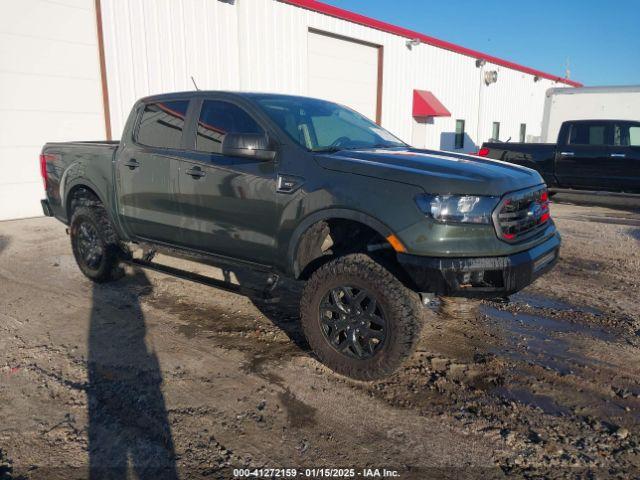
[493, 186, 550, 242]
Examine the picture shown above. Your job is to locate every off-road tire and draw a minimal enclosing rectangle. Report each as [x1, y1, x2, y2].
[300, 253, 423, 380]
[70, 203, 123, 283]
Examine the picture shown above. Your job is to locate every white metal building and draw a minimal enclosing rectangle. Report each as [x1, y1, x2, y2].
[0, 0, 579, 221]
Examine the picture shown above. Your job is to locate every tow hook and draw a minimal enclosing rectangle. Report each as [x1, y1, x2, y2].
[419, 292, 436, 306]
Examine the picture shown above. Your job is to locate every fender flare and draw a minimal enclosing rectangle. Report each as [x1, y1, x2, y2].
[63, 178, 127, 240]
[287, 208, 394, 278]
[64, 177, 107, 216]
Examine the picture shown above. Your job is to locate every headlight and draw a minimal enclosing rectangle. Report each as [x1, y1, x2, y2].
[415, 194, 499, 224]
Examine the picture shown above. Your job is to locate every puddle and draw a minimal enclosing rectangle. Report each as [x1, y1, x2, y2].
[484, 305, 614, 341]
[481, 305, 617, 375]
[508, 292, 602, 315]
[492, 386, 572, 416]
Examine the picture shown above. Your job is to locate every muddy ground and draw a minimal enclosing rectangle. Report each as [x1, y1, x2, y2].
[1, 201, 639, 479]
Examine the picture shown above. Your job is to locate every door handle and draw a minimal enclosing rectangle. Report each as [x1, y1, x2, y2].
[610, 153, 626, 158]
[124, 159, 140, 170]
[559, 151, 574, 156]
[185, 166, 205, 178]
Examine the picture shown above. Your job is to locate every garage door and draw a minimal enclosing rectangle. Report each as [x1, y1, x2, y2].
[307, 30, 380, 122]
[0, 0, 105, 221]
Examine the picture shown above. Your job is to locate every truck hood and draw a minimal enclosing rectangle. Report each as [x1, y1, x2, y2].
[316, 148, 543, 196]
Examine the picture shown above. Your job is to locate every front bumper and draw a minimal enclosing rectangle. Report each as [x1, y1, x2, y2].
[397, 232, 561, 298]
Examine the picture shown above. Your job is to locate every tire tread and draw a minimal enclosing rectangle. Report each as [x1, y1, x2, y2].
[300, 253, 422, 380]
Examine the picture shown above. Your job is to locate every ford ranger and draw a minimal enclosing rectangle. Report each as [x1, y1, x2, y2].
[40, 91, 560, 379]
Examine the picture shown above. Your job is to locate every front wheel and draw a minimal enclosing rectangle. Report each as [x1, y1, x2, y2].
[300, 254, 423, 380]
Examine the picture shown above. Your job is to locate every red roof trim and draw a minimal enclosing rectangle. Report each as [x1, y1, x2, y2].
[280, 0, 582, 88]
[413, 90, 451, 118]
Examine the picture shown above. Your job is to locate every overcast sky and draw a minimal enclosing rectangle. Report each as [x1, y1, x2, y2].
[324, 0, 640, 86]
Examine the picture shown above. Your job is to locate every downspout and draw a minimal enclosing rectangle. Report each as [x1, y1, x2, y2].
[94, 0, 112, 140]
[475, 63, 484, 148]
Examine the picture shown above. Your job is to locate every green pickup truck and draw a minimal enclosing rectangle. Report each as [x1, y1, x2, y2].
[40, 91, 560, 379]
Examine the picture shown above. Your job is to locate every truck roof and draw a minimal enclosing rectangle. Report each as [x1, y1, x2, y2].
[547, 85, 640, 96]
[140, 90, 324, 104]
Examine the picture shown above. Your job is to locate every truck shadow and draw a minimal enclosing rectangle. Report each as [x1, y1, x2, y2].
[87, 271, 178, 479]
[0, 235, 9, 257]
[230, 269, 309, 352]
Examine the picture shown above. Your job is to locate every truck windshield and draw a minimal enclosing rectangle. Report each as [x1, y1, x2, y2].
[254, 96, 406, 152]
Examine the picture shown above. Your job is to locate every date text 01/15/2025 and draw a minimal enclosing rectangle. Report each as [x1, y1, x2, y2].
[232, 467, 401, 478]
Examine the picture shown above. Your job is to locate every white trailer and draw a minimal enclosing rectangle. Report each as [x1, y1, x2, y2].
[542, 85, 640, 142]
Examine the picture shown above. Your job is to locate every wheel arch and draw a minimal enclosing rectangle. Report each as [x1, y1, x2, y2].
[65, 182, 105, 217]
[64, 181, 127, 241]
[287, 209, 395, 279]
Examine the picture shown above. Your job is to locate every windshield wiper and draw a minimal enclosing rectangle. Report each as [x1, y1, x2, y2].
[370, 143, 406, 149]
[311, 146, 346, 153]
[312, 143, 406, 153]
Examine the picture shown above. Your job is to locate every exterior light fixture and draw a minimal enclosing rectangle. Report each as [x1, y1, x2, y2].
[533, 75, 540, 82]
[484, 70, 498, 85]
[406, 38, 421, 49]
[475, 59, 486, 68]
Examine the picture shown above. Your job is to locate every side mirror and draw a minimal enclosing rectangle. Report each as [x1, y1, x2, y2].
[221, 133, 276, 161]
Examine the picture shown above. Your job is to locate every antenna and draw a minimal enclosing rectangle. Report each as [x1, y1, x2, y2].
[190, 76, 200, 91]
[564, 58, 571, 79]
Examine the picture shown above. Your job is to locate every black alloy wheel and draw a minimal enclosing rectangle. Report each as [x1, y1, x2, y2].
[301, 254, 423, 380]
[319, 285, 387, 360]
[69, 204, 123, 283]
[75, 220, 104, 271]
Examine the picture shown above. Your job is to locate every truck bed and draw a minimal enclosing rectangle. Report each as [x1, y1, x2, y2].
[41, 140, 120, 223]
[44, 140, 120, 148]
[480, 142, 557, 186]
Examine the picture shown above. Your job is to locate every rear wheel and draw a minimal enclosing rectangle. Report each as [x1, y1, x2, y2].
[300, 254, 423, 380]
[70, 205, 123, 283]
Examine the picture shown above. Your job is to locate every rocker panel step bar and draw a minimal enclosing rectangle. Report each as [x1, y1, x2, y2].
[125, 257, 280, 303]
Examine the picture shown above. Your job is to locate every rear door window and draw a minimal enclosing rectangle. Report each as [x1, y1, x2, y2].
[568, 122, 611, 146]
[136, 101, 189, 149]
[195, 100, 264, 154]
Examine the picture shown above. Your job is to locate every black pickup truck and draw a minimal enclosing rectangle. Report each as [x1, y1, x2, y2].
[40, 91, 560, 379]
[480, 120, 640, 194]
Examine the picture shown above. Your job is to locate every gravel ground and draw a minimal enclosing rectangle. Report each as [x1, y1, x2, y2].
[1, 202, 639, 479]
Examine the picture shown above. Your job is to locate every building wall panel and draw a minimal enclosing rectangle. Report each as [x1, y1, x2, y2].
[100, 0, 566, 153]
[101, 0, 240, 136]
[0, 0, 104, 221]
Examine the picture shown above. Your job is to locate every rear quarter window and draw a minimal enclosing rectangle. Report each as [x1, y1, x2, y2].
[614, 123, 640, 147]
[630, 127, 640, 147]
[136, 101, 189, 149]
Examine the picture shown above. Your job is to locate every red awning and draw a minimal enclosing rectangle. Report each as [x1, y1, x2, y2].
[412, 90, 451, 118]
